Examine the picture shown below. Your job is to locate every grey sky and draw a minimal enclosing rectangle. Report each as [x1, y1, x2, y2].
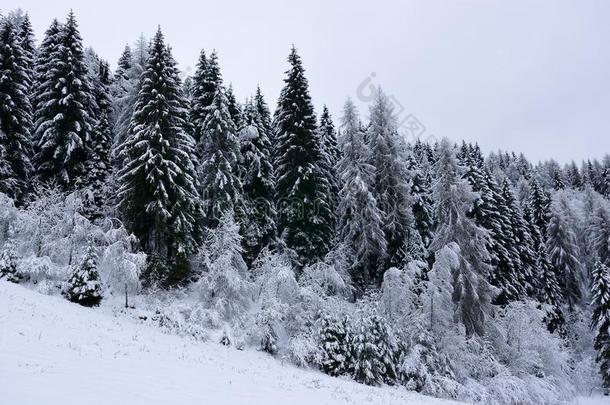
[4, 0, 609, 163]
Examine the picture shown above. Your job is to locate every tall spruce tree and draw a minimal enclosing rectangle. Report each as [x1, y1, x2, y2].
[226, 84, 243, 130]
[546, 197, 582, 309]
[190, 50, 221, 148]
[239, 98, 276, 264]
[406, 153, 434, 250]
[529, 177, 551, 235]
[33, 11, 96, 190]
[591, 261, 610, 394]
[368, 88, 421, 271]
[82, 50, 112, 216]
[319, 105, 341, 235]
[431, 139, 494, 337]
[254, 85, 273, 148]
[198, 85, 243, 228]
[500, 179, 534, 299]
[117, 28, 201, 284]
[337, 99, 386, 289]
[0, 19, 33, 204]
[32, 19, 62, 137]
[273, 46, 333, 266]
[111, 38, 148, 167]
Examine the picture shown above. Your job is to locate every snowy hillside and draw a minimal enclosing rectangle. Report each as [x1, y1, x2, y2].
[0, 281, 462, 405]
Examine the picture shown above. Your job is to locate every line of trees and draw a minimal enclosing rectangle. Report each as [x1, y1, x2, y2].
[1, 9, 610, 396]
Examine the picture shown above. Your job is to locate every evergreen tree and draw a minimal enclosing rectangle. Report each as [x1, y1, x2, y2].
[319, 105, 341, 233]
[431, 139, 494, 337]
[65, 245, 102, 307]
[319, 105, 341, 167]
[529, 177, 551, 235]
[239, 98, 276, 264]
[589, 202, 610, 267]
[17, 14, 35, 79]
[591, 261, 610, 394]
[501, 179, 535, 299]
[226, 84, 243, 130]
[0, 20, 33, 204]
[82, 51, 113, 216]
[546, 197, 582, 308]
[32, 19, 62, 114]
[0, 239, 21, 283]
[337, 99, 386, 289]
[32, 12, 96, 190]
[463, 158, 521, 304]
[406, 153, 434, 249]
[111, 41, 147, 164]
[198, 85, 243, 228]
[319, 315, 350, 377]
[113, 44, 133, 87]
[351, 316, 384, 386]
[117, 28, 201, 284]
[190, 50, 221, 147]
[367, 88, 420, 271]
[273, 46, 333, 266]
[254, 85, 273, 153]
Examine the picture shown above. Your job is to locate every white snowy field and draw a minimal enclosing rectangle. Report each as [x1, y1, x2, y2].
[0, 280, 464, 405]
[0, 280, 607, 405]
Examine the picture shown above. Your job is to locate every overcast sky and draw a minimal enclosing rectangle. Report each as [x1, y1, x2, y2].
[3, 0, 609, 163]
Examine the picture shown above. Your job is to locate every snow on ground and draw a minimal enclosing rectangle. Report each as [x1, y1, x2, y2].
[0, 281, 464, 405]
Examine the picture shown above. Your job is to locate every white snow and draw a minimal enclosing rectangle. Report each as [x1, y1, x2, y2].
[0, 281, 465, 405]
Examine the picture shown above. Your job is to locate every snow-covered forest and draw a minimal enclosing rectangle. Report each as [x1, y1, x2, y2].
[0, 8, 609, 405]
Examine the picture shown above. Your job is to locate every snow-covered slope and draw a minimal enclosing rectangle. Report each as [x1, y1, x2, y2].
[0, 281, 463, 405]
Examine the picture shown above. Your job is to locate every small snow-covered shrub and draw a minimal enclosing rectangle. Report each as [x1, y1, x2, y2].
[0, 239, 21, 282]
[350, 314, 397, 386]
[318, 315, 351, 376]
[194, 215, 253, 323]
[64, 245, 103, 307]
[284, 333, 320, 368]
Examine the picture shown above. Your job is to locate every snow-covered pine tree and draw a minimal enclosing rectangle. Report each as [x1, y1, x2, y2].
[591, 261, 610, 394]
[367, 88, 420, 271]
[226, 84, 243, 131]
[589, 201, 610, 267]
[254, 85, 273, 149]
[111, 38, 148, 167]
[198, 85, 243, 228]
[351, 316, 383, 386]
[529, 177, 551, 235]
[501, 178, 535, 298]
[273, 46, 333, 266]
[190, 50, 222, 148]
[17, 14, 35, 83]
[81, 50, 112, 216]
[112, 44, 132, 96]
[319, 105, 341, 233]
[351, 315, 397, 386]
[319, 315, 351, 377]
[430, 139, 494, 337]
[319, 105, 341, 168]
[33, 11, 96, 190]
[337, 99, 386, 289]
[406, 152, 434, 250]
[32, 19, 62, 127]
[238, 98, 276, 264]
[0, 238, 21, 283]
[0, 19, 33, 204]
[546, 197, 582, 309]
[463, 155, 522, 304]
[117, 28, 201, 285]
[538, 243, 565, 333]
[65, 244, 102, 307]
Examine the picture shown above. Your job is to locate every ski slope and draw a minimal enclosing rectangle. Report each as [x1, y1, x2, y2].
[0, 281, 464, 405]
